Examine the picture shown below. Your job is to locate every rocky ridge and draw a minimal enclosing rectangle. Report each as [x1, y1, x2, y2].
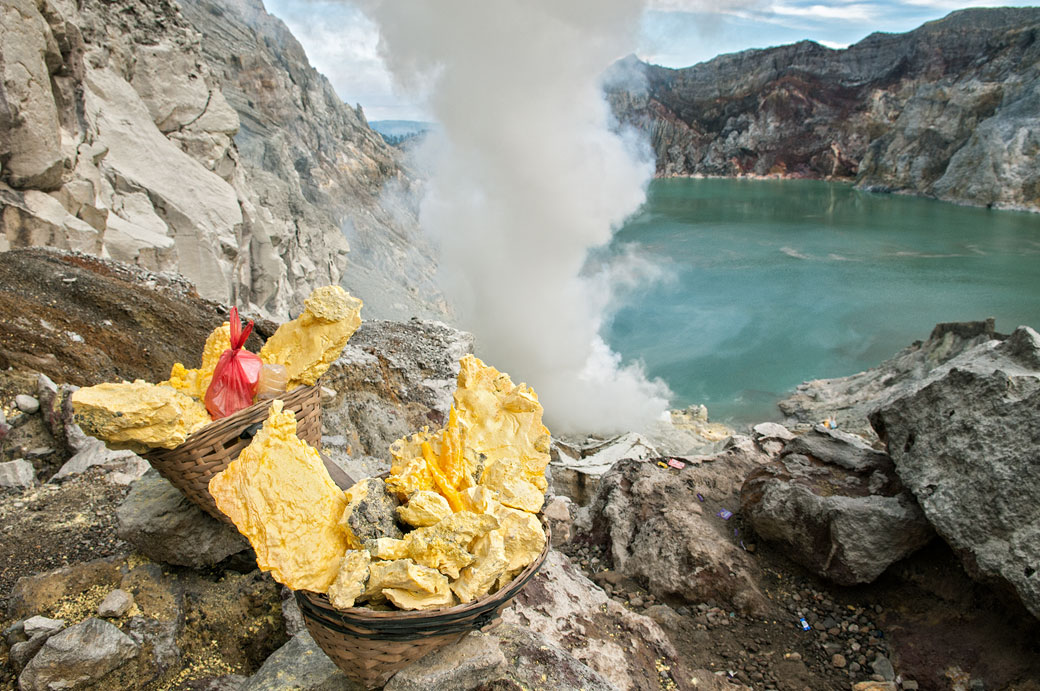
[607, 8, 1040, 211]
[0, 0, 441, 320]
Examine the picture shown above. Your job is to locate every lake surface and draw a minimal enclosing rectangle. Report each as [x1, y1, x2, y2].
[603, 178, 1040, 425]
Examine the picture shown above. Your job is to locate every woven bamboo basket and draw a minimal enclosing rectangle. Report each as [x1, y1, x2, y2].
[296, 518, 551, 689]
[142, 384, 322, 522]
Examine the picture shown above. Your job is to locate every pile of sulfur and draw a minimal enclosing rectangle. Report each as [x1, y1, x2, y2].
[70, 286, 362, 453]
[209, 355, 550, 611]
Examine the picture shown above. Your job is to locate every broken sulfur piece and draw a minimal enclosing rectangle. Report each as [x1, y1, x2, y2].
[451, 530, 508, 603]
[328, 550, 372, 609]
[402, 511, 499, 579]
[396, 490, 453, 528]
[161, 322, 231, 400]
[70, 380, 211, 453]
[209, 401, 349, 592]
[365, 558, 454, 610]
[260, 286, 363, 389]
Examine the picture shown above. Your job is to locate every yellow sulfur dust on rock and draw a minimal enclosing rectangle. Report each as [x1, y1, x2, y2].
[451, 530, 508, 603]
[208, 401, 348, 592]
[339, 477, 402, 550]
[160, 323, 231, 399]
[385, 453, 434, 498]
[328, 550, 371, 609]
[364, 537, 409, 561]
[71, 380, 211, 453]
[260, 286, 362, 388]
[396, 490, 453, 528]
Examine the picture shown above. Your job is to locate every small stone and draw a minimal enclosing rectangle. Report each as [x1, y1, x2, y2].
[785, 652, 802, 661]
[832, 653, 847, 668]
[0, 460, 36, 489]
[849, 662, 862, 673]
[901, 681, 919, 690]
[15, 395, 40, 414]
[871, 655, 896, 681]
[22, 617, 65, 639]
[97, 590, 134, 618]
[629, 596, 645, 608]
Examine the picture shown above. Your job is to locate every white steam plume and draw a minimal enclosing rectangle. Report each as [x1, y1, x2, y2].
[361, 0, 672, 435]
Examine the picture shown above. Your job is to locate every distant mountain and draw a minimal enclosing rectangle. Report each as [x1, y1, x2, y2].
[369, 120, 438, 147]
[607, 7, 1040, 211]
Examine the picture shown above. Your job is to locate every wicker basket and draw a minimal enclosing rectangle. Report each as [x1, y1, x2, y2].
[142, 384, 322, 522]
[296, 518, 551, 689]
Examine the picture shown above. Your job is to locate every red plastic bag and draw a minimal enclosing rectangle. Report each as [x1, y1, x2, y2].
[205, 307, 263, 419]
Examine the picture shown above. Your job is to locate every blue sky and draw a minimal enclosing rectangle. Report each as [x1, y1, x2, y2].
[265, 0, 1038, 120]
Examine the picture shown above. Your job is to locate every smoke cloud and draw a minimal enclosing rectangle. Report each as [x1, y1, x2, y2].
[360, 0, 672, 435]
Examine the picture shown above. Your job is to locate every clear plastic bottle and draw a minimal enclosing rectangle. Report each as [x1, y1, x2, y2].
[255, 363, 288, 401]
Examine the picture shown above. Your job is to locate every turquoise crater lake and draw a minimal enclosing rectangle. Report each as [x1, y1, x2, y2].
[603, 178, 1040, 425]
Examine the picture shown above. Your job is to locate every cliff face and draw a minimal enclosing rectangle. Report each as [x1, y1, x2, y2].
[0, 0, 442, 319]
[607, 8, 1040, 211]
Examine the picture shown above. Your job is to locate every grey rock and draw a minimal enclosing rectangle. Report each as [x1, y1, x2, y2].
[502, 551, 690, 690]
[870, 326, 1040, 619]
[51, 435, 147, 484]
[385, 630, 506, 691]
[491, 624, 618, 691]
[778, 319, 1001, 436]
[116, 469, 248, 568]
[18, 618, 139, 691]
[126, 616, 181, 679]
[15, 395, 40, 414]
[752, 422, 795, 441]
[872, 654, 896, 681]
[551, 433, 658, 506]
[10, 635, 48, 674]
[542, 495, 574, 547]
[240, 629, 360, 691]
[2, 620, 26, 647]
[22, 616, 65, 639]
[0, 459, 37, 488]
[190, 676, 248, 691]
[280, 587, 306, 637]
[586, 444, 770, 614]
[320, 319, 474, 459]
[741, 429, 933, 585]
[97, 589, 134, 618]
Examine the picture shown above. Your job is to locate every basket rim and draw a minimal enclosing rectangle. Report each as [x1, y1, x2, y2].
[296, 514, 551, 628]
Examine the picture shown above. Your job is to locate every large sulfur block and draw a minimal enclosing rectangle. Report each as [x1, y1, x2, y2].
[71, 380, 211, 453]
[451, 530, 508, 603]
[402, 512, 499, 578]
[260, 286, 362, 388]
[209, 401, 348, 592]
[480, 458, 545, 513]
[328, 550, 372, 609]
[396, 490, 453, 528]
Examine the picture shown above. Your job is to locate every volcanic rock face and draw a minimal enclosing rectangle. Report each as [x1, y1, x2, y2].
[870, 326, 1040, 619]
[607, 8, 1040, 211]
[0, 0, 442, 319]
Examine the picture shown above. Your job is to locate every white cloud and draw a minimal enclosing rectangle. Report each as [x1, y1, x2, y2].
[768, 2, 879, 21]
[816, 38, 851, 49]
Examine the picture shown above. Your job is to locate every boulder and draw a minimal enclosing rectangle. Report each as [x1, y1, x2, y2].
[502, 550, 692, 690]
[116, 469, 249, 568]
[870, 326, 1040, 619]
[98, 588, 135, 618]
[239, 629, 359, 691]
[320, 319, 474, 460]
[487, 624, 618, 691]
[51, 437, 148, 485]
[18, 618, 139, 691]
[741, 426, 933, 585]
[585, 439, 771, 614]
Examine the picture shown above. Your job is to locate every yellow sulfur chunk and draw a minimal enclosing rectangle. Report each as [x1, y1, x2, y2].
[71, 380, 211, 453]
[463, 486, 500, 515]
[481, 458, 545, 513]
[453, 355, 551, 492]
[339, 478, 402, 550]
[384, 579, 454, 610]
[260, 286, 362, 388]
[208, 401, 348, 592]
[451, 530, 508, 603]
[385, 453, 434, 498]
[491, 503, 547, 574]
[397, 491, 453, 527]
[402, 511, 499, 578]
[161, 323, 231, 399]
[365, 558, 450, 606]
[364, 537, 409, 561]
[328, 550, 371, 609]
